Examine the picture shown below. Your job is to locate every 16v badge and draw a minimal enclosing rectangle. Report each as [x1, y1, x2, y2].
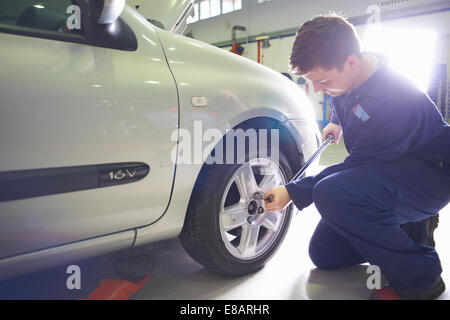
[99, 163, 150, 187]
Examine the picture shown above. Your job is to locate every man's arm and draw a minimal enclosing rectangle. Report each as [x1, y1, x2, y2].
[267, 88, 440, 211]
[265, 161, 354, 212]
[266, 80, 443, 212]
[283, 161, 354, 210]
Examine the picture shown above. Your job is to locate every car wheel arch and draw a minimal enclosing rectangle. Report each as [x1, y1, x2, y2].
[188, 116, 305, 199]
[178, 116, 306, 274]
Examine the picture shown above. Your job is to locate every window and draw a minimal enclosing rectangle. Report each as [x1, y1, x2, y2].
[0, 0, 138, 51]
[0, 0, 83, 36]
[186, 3, 199, 24]
[199, 0, 210, 19]
[187, 0, 242, 24]
[222, 0, 234, 14]
[234, 0, 242, 10]
[211, 0, 221, 17]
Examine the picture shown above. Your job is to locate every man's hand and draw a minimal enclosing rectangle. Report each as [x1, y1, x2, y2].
[264, 186, 292, 212]
[323, 122, 342, 144]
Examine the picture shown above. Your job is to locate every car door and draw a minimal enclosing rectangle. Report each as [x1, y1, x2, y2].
[0, 1, 179, 259]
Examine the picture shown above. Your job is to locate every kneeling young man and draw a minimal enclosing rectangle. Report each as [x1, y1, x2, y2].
[264, 14, 450, 300]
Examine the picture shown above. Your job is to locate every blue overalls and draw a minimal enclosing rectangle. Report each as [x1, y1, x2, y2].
[286, 63, 450, 293]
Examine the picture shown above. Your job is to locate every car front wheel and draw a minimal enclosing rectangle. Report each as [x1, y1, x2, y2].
[180, 141, 294, 276]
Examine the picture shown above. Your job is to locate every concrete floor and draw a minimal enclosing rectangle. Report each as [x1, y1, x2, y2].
[132, 141, 450, 300]
[0, 141, 449, 300]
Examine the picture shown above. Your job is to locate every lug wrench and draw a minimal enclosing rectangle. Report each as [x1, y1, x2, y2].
[265, 134, 335, 203]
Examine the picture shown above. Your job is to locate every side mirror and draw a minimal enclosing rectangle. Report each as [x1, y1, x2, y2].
[97, 0, 125, 24]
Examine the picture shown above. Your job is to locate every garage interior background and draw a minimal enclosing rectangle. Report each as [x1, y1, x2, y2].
[128, 0, 450, 128]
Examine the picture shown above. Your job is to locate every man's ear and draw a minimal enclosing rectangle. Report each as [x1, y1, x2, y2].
[345, 54, 360, 70]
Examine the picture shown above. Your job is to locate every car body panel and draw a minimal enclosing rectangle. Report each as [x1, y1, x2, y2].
[134, 118, 321, 248]
[0, 229, 135, 280]
[134, 29, 320, 246]
[0, 4, 320, 278]
[0, 6, 178, 259]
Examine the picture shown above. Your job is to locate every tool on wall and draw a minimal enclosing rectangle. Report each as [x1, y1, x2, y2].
[231, 25, 247, 55]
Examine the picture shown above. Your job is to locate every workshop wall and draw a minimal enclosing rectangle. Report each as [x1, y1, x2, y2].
[129, 0, 450, 123]
[211, 9, 450, 123]
[182, 0, 450, 124]
[185, 0, 450, 45]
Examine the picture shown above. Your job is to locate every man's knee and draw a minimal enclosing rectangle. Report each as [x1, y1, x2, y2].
[308, 220, 353, 270]
[309, 238, 365, 270]
[308, 240, 342, 270]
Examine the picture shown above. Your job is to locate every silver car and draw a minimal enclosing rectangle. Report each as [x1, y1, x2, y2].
[0, 0, 320, 279]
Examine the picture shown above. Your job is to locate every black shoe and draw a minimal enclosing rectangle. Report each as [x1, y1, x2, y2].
[397, 276, 446, 300]
[401, 215, 439, 248]
[371, 277, 446, 300]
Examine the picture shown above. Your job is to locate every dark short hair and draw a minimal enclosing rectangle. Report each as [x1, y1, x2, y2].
[289, 14, 362, 75]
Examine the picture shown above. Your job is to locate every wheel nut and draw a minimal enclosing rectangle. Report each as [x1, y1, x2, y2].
[258, 207, 265, 214]
[253, 192, 264, 200]
[247, 217, 253, 223]
[247, 200, 257, 215]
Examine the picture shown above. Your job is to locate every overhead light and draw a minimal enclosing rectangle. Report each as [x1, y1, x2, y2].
[33, 4, 45, 9]
[363, 26, 437, 91]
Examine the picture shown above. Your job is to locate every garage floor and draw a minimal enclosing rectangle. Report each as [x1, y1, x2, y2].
[132, 142, 450, 300]
[0, 141, 449, 300]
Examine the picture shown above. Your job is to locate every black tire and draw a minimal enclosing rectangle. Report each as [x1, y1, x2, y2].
[179, 135, 295, 276]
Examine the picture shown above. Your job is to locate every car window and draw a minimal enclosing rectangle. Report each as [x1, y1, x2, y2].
[0, 0, 83, 36]
[0, 0, 138, 51]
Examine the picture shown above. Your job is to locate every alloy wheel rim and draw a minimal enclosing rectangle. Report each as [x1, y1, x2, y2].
[219, 157, 287, 260]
